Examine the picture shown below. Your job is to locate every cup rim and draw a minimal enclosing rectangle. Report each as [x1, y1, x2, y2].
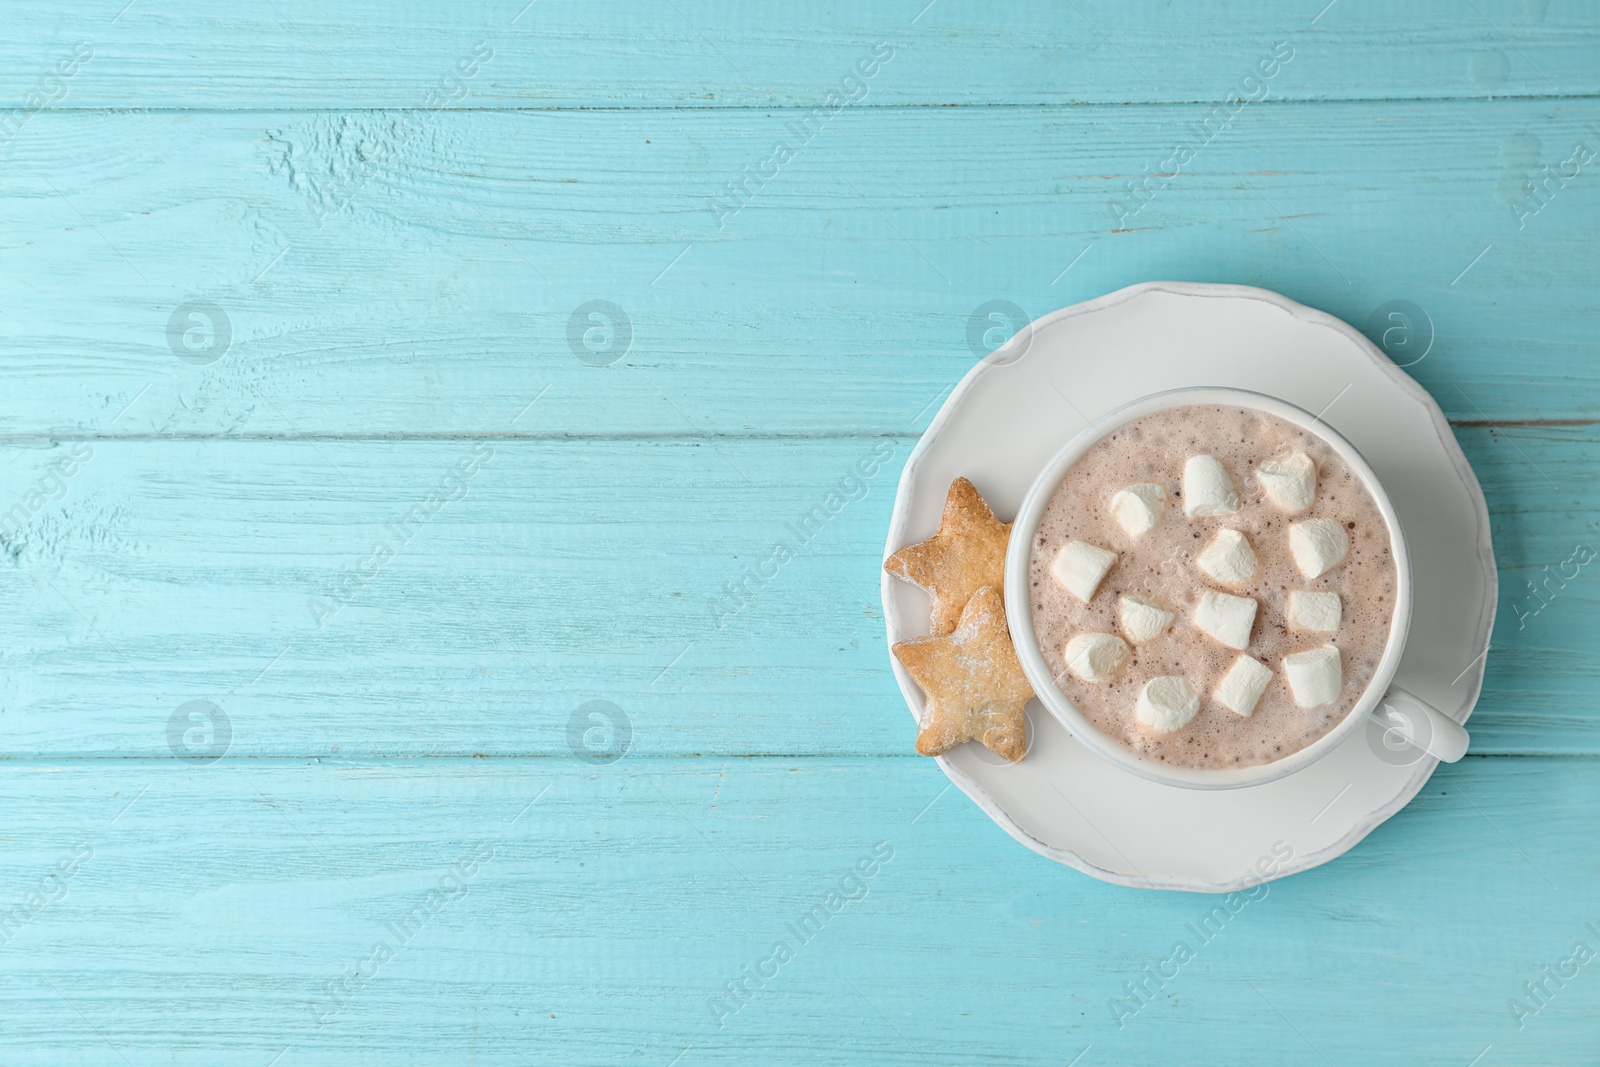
[1003, 385, 1414, 790]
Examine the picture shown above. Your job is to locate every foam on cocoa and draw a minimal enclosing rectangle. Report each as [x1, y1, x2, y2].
[1027, 403, 1398, 770]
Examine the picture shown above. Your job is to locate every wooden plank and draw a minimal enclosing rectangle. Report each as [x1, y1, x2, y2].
[3, 0, 1598, 109]
[4, 101, 1598, 436]
[0, 430, 1590, 758]
[1470, 422, 1600, 755]
[0, 755, 1591, 1064]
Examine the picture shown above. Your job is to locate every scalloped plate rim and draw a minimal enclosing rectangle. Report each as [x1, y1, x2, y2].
[880, 280, 1496, 893]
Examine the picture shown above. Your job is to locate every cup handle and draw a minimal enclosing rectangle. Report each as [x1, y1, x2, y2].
[1369, 684, 1470, 763]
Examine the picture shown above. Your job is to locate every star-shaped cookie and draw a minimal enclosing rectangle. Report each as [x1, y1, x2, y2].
[884, 477, 1011, 636]
[892, 585, 1034, 762]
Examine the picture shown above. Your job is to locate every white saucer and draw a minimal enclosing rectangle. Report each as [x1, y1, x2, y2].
[882, 282, 1496, 892]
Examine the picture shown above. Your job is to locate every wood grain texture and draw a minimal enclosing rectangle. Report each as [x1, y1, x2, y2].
[2, 100, 1598, 435]
[2, 1, 1596, 1061]
[4, 0, 1599, 108]
[0, 757, 1594, 1065]
[0, 430, 1590, 758]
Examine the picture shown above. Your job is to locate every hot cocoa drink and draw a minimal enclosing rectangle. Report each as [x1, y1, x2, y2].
[1026, 403, 1398, 770]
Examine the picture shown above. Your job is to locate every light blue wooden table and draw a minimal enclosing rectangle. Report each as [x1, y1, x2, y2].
[2, 1, 1597, 1062]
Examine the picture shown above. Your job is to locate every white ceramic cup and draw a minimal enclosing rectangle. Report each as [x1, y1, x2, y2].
[1003, 385, 1469, 790]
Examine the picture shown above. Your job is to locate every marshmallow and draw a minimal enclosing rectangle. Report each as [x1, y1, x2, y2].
[1289, 518, 1350, 579]
[1049, 540, 1118, 604]
[1194, 590, 1258, 650]
[1287, 590, 1342, 633]
[1196, 528, 1258, 586]
[1284, 645, 1342, 708]
[1136, 676, 1201, 733]
[1119, 593, 1176, 644]
[1183, 455, 1240, 518]
[1063, 633, 1130, 684]
[1110, 482, 1167, 540]
[1216, 655, 1272, 717]
[1256, 451, 1317, 513]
